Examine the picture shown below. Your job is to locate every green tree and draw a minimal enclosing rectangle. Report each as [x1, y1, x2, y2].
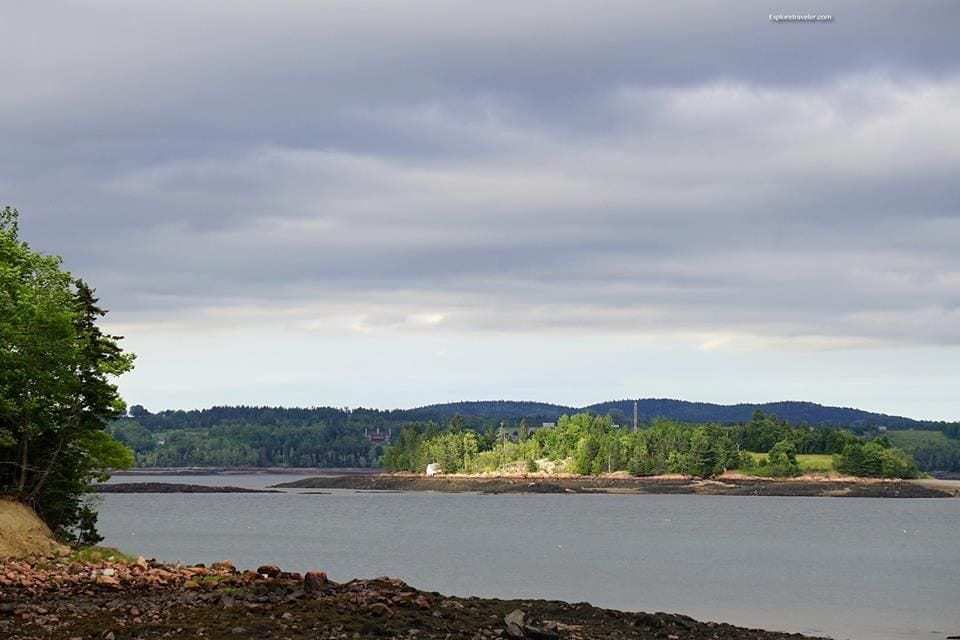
[0, 207, 135, 542]
[766, 439, 801, 477]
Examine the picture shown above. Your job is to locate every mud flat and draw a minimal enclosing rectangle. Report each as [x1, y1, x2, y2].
[273, 473, 958, 498]
[1, 555, 827, 640]
[91, 483, 281, 494]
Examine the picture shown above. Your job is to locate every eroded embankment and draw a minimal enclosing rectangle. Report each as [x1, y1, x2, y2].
[272, 474, 957, 497]
[0, 499, 67, 559]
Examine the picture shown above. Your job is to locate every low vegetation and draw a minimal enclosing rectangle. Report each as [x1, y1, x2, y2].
[742, 452, 834, 476]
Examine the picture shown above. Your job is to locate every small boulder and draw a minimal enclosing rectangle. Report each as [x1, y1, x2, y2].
[303, 571, 327, 594]
[95, 575, 120, 589]
[256, 565, 281, 578]
[368, 603, 394, 617]
[505, 609, 526, 638]
[212, 561, 237, 574]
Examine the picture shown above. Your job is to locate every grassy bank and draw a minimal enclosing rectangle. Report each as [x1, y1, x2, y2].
[744, 452, 835, 475]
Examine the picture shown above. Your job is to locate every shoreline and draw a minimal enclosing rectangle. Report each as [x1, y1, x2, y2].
[110, 467, 379, 476]
[92, 482, 281, 494]
[1, 553, 827, 640]
[272, 473, 960, 498]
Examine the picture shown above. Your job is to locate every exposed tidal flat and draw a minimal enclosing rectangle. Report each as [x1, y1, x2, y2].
[90, 474, 960, 640]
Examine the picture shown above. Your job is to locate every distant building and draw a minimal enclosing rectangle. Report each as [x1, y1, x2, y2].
[364, 426, 392, 443]
[541, 422, 555, 428]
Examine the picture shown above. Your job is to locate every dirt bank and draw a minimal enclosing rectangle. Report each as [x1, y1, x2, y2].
[273, 473, 957, 498]
[1, 555, 826, 640]
[0, 499, 67, 559]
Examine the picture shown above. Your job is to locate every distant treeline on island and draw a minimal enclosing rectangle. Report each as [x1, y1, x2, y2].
[110, 400, 960, 472]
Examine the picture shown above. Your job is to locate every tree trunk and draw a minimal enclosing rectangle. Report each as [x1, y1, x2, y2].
[28, 436, 63, 500]
[17, 433, 29, 492]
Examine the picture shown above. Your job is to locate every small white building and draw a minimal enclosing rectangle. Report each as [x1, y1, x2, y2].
[425, 463, 442, 476]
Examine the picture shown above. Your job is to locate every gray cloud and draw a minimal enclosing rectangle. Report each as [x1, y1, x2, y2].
[3, 1, 959, 350]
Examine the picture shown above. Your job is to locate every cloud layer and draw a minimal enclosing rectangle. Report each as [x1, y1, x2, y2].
[3, 2, 959, 359]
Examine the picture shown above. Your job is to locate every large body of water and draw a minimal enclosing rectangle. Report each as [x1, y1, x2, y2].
[96, 474, 960, 640]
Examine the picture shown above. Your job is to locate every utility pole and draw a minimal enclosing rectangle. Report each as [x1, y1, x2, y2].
[633, 400, 638, 432]
[498, 420, 505, 476]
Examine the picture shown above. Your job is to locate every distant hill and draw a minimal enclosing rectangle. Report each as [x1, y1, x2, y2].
[394, 400, 573, 423]
[127, 398, 937, 431]
[583, 399, 925, 429]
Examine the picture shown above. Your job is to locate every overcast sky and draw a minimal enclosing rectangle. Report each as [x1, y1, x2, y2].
[3, 1, 959, 418]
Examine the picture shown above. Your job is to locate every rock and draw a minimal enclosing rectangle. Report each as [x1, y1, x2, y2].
[503, 609, 559, 640]
[101, 568, 116, 577]
[95, 575, 120, 588]
[303, 571, 327, 594]
[414, 595, 432, 610]
[256, 565, 281, 578]
[230, 627, 247, 634]
[505, 609, 526, 638]
[211, 560, 237, 573]
[280, 612, 294, 620]
[368, 603, 394, 617]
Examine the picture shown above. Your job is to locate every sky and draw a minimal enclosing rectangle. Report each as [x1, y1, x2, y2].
[3, 1, 959, 419]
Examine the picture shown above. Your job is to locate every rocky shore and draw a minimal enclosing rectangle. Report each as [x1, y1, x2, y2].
[1, 553, 826, 640]
[273, 474, 958, 498]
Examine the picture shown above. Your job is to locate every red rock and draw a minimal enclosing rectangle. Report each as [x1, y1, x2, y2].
[368, 603, 394, 617]
[211, 561, 236, 574]
[303, 571, 327, 594]
[95, 575, 120, 589]
[256, 565, 281, 578]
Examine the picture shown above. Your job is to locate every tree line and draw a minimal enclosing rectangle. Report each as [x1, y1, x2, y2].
[110, 419, 382, 468]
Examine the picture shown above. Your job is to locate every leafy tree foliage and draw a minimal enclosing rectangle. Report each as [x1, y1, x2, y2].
[383, 412, 744, 478]
[833, 439, 919, 478]
[885, 430, 960, 473]
[733, 410, 857, 454]
[0, 207, 134, 543]
[113, 422, 382, 468]
[383, 410, 923, 480]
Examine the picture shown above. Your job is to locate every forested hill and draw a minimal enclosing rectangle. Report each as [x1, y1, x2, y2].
[386, 399, 933, 429]
[114, 399, 959, 471]
[126, 398, 938, 430]
[585, 400, 927, 429]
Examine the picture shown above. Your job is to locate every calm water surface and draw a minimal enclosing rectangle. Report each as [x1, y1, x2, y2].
[95, 474, 960, 640]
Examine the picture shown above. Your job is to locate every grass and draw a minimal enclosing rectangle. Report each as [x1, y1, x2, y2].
[743, 452, 835, 474]
[796, 454, 835, 473]
[70, 545, 137, 564]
